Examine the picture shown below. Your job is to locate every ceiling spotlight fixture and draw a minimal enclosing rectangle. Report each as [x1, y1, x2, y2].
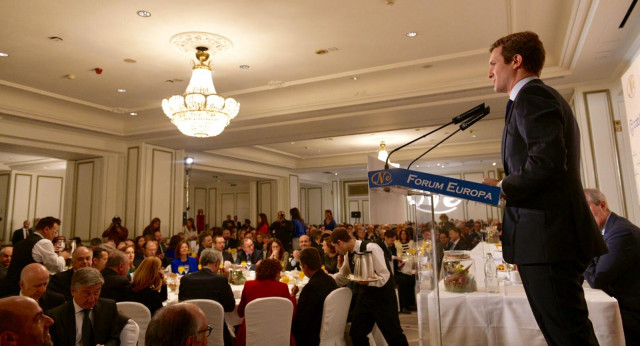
[239, 65, 250, 69]
[124, 58, 137, 63]
[130, 112, 138, 116]
[137, 10, 151, 17]
[377, 141, 388, 162]
[117, 88, 127, 93]
[351, 76, 358, 80]
[0, 52, 9, 57]
[162, 37, 240, 138]
[492, 162, 497, 166]
[315, 49, 329, 55]
[406, 32, 418, 37]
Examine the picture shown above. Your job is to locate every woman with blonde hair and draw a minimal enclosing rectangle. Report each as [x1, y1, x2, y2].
[130, 257, 167, 316]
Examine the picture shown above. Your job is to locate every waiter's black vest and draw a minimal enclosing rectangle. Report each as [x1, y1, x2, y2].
[3, 233, 42, 295]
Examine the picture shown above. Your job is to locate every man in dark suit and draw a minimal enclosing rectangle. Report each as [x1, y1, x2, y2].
[221, 229, 237, 251]
[0, 246, 11, 280]
[19, 263, 65, 312]
[47, 267, 122, 346]
[48, 246, 92, 301]
[447, 228, 468, 250]
[235, 238, 262, 270]
[292, 247, 337, 346]
[584, 188, 640, 345]
[482, 31, 607, 345]
[214, 235, 234, 263]
[11, 220, 31, 245]
[179, 249, 235, 346]
[100, 250, 133, 302]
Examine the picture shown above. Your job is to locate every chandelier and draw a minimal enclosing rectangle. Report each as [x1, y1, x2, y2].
[162, 45, 239, 138]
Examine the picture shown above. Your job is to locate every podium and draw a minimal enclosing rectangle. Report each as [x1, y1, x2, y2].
[368, 168, 500, 346]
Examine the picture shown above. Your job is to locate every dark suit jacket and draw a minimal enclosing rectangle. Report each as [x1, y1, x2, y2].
[224, 238, 238, 250]
[130, 285, 167, 317]
[48, 269, 74, 301]
[235, 250, 262, 270]
[12, 228, 31, 245]
[292, 270, 337, 346]
[178, 268, 236, 346]
[222, 251, 234, 263]
[39, 290, 66, 312]
[585, 213, 640, 327]
[501, 79, 607, 265]
[47, 298, 121, 346]
[101, 268, 133, 302]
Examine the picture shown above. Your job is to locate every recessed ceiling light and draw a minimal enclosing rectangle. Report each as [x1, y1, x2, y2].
[0, 52, 8, 57]
[472, 134, 477, 138]
[239, 65, 250, 69]
[351, 76, 358, 80]
[406, 32, 418, 37]
[48, 36, 63, 42]
[492, 162, 497, 166]
[137, 10, 151, 17]
[290, 142, 295, 144]
[117, 89, 127, 93]
[124, 58, 137, 63]
[130, 112, 138, 116]
[315, 49, 329, 55]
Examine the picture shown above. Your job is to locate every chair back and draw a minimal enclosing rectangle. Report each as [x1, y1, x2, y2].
[117, 301, 151, 346]
[188, 299, 225, 346]
[319, 287, 352, 346]
[245, 297, 293, 346]
[119, 319, 140, 346]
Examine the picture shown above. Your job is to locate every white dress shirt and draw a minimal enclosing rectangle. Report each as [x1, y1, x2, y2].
[31, 232, 66, 274]
[73, 300, 93, 346]
[333, 240, 390, 288]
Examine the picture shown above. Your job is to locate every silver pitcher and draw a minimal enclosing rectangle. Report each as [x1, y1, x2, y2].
[353, 251, 376, 280]
[364, 251, 375, 279]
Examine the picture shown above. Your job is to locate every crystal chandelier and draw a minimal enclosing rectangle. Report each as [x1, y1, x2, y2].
[162, 46, 240, 137]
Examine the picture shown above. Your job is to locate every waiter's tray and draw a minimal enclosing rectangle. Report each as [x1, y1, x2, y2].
[347, 274, 381, 282]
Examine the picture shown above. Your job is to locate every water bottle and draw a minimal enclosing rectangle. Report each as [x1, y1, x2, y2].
[484, 253, 499, 293]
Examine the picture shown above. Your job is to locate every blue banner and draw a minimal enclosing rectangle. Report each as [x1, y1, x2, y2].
[368, 168, 501, 206]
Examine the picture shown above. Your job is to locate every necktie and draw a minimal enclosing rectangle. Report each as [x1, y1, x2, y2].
[82, 309, 94, 346]
[505, 99, 513, 121]
[24, 229, 28, 238]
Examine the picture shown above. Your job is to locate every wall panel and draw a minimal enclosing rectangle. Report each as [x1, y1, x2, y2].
[73, 162, 94, 240]
[289, 175, 299, 208]
[11, 174, 32, 231]
[194, 187, 207, 217]
[35, 176, 63, 219]
[0, 174, 9, 240]
[236, 192, 250, 223]
[221, 193, 235, 219]
[150, 149, 173, 236]
[207, 188, 217, 229]
[258, 182, 273, 219]
[125, 147, 139, 233]
[307, 188, 322, 225]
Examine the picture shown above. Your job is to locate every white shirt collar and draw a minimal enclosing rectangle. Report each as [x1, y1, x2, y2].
[509, 76, 539, 101]
[601, 212, 612, 235]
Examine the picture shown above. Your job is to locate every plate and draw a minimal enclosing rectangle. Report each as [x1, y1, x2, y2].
[347, 274, 380, 282]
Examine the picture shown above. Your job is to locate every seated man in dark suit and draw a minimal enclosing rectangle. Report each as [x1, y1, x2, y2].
[100, 250, 133, 302]
[0, 246, 11, 280]
[213, 235, 234, 264]
[19, 263, 65, 312]
[47, 267, 122, 346]
[235, 238, 262, 270]
[287, 235, 313, 271]
[584, 188, 640, 345]
[291, 247, 337, 346]
[145, 302, 210, 346]
[48, 246, 92, 301]
[0, 295, 54, 346]
[179, 249, 235, 346]
[447, 228, 468, 250]
[222, 229, 238, 251]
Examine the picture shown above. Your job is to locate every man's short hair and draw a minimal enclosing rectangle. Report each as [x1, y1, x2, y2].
[145, 303, 200, 346]
[72, 267, 104, 290]
[35, 216, 60, 231]
[144, 240, 158, 249]
[106, 250, 126, 268]
[299, 247, 322, 271]
[0, 246, 12, 256]
[490, 31, 545, 76]
[200, 249, 222, 267]
[384, 230, 397, 239]
[90, 237, 103, 247]
[93, 248, 108, 260]
[330, 228, 351, 244]
[585, 188, 607, 205]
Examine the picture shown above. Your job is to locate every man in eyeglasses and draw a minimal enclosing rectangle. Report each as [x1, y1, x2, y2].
[145, 302, 210, 346]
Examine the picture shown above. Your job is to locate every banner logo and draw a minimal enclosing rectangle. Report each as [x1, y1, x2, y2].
[370, 171, 393, 186]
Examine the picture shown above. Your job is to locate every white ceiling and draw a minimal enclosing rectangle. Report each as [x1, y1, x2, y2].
[0, 0, 639, 179]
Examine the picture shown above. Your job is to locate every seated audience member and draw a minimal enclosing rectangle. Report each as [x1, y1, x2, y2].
[89, 237, 103, 249]
[100, 250, 133, 302]
[134, 240, 159, 267]
[447, 228, 468, 250]
[164, 235, 183, 260]
[47, 267, 122, 346]
[130, 257, 167, 316]
[235, 238, 262, 270]
[0, 246, 12, 280]
[584, 188, 640, 345]
[197, 234, 213, 258]
[19, 263, 65, 312]
[179, 249, 235, 346]
[292, 248, 337, 346]
[48, 246, 92, 301]
[145, 302, 210, 346]
[237, 258, 297, 346]
[287, 234, 312, 271]
[0, 296, 54, 346]
[92, 247, 109, 272]
[468, 221, 484, 248]
[213, 235, 234, 264]
[321, 234, 339, 274]
[123, 245, 137, 274]
[221, 229, 237, 250]
[171, 241, 199, 274]
[267, 238, 290, 270]
[354, 226, 366, 241]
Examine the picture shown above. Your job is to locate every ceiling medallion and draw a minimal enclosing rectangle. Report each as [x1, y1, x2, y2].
[162, 33, 239, 138]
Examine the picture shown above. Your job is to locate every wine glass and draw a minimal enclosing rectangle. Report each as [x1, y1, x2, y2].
[55, 239, 65, 253]
[246, 259, 252, 271]
[183, 264, 190, 275]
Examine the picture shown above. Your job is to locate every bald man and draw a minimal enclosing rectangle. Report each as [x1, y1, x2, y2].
[287, 235, 312, 271]
[48, 246, 92, 301]
[145, 302, 209, 346]
[0, 246, 12, 280]
[0, 296, 54, 346]
[20, 263, 65, 312]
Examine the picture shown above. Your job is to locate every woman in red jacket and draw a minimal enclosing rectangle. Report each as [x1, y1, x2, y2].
[256, 213, 269, 235]
[236, 258, 296, 346]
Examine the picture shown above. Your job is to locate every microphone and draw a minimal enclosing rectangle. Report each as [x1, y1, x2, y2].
[384, 103, 486, 169]
[460, 106, 490, 130]
[451, 103, 485, 124]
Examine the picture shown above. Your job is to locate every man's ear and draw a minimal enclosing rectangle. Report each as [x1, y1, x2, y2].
[511, 54, 523, 69]
[0, 330, 19, 345]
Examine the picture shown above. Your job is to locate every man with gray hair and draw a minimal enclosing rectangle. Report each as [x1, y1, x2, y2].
[48, 246, 92, 301]
[100, 250, 133, 302]
[179, 249, 235, 345]
[0, 246, 12, 280]
[584, 188, 640, 345]
[146, 302, 210, 346]
[47, 267, 122, 346]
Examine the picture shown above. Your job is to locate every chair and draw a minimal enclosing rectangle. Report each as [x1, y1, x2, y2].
[117, 301, 151, 346]
[319, 287, 352, 346]
[187, 299, 225, 346]
[119, 319, 140, 346]
[245, 297, 294, 346]
[368, 324, 388, 346]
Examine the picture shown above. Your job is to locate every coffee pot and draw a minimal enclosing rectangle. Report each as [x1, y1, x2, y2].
[353, 251, 376, 280]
